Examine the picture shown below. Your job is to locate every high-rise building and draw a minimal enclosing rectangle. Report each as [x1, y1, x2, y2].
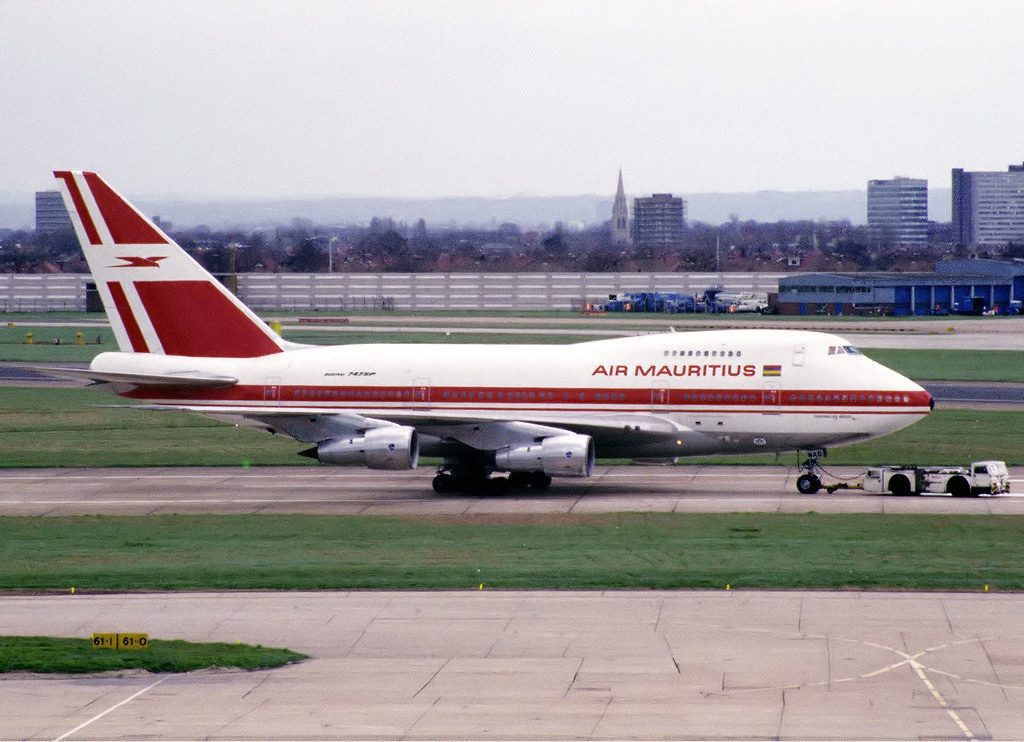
[611, 169, 631, 245]
[631, 193, 685, 246]
[866, 177, 928, 246]
[952, 164, 1024, 246]
[35, 190, 73, 233]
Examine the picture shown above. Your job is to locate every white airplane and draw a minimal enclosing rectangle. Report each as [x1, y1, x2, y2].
[50, 171, 933, 495]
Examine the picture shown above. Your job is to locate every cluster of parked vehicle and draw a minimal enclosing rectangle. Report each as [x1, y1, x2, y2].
[598, 289, 770, 314]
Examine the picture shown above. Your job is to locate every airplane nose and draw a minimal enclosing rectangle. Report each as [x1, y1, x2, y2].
[890, 366, 931, 413]
[912, 379, 933, 412]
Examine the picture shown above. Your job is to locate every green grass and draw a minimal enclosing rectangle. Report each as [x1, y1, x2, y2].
[4, 312, 1024, 383]
[1, 386, 1021, 466]
[0, 387, 310, 467]
[0, 635, 305, 674]
[285, 330, 607, 345]
[0, 513, 1022, 592]
[0, 324, 117, 363]
[0, 312, 102, 322]
[2, 309, 1024, 382]
[862, 348, 1024, 383]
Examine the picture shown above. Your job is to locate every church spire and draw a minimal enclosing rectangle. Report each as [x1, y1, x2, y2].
[612, 168, 631, 245]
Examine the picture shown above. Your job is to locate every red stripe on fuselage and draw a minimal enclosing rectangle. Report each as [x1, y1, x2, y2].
[53, 171, 102, 245]
[138, 405, 931, 417]
[82, 172, 167, 245]
[106, 282, 150, 352]
[119, 383, 932, 409]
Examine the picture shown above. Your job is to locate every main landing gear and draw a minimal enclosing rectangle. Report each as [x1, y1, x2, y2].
[432, 464, 552, 495]
[795, 448, 827, 494]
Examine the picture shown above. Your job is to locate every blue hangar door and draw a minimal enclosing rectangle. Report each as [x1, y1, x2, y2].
[893, 285, 912, 316]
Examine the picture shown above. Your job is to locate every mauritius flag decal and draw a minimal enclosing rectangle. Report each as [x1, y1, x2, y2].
[762, 364, 782, 377]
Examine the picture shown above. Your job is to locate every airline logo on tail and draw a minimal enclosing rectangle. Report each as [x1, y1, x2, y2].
[54, 170, 285, 359]
[113, 256, 168, 268]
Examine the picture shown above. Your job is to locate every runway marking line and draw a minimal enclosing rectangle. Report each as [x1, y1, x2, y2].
[53, 676, 168, 742]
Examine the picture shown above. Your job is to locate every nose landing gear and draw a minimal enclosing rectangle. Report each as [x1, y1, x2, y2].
[795, 448, 827, 494]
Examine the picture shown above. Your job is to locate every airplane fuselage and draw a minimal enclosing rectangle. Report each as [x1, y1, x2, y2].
[98, 328, 931, 459]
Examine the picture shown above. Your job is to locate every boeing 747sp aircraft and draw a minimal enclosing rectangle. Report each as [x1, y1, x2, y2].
[50, 171, 932, 494]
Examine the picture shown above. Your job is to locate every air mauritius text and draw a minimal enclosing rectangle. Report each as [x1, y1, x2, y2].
[592, 364, 758, 378]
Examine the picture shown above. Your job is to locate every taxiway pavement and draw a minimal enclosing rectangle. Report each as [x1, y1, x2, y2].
[2, 590, 1022, 740]
[1, 465, 1021, 516]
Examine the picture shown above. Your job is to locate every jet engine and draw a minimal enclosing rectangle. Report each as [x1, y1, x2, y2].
[494, 433, 595, 478]
[309, 426, 420, 470]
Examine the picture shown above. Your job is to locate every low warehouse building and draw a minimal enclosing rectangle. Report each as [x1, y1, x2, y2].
[776, 259, 1024, 316]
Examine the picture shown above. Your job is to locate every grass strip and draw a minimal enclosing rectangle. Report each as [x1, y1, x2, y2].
[284, 330, 608, 345]
[0, 636, 305, 674]
[4, 316, 1024, 383]
[0, 325, 117, 363]
[861, 348, 1024, 383]
[1, 513, 1022, 592]
[0, 386, 311, 467]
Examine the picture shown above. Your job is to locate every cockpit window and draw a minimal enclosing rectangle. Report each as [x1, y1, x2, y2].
[829, 345, 863, 356]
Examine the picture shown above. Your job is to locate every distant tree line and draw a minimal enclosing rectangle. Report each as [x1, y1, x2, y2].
[1, 216, 1011, 275]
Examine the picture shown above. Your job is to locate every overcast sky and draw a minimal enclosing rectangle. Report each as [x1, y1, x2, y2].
[2, 0, 1022, 199]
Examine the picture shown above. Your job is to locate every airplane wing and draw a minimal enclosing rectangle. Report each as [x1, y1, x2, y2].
[33, 367, 239, 388]
[127, 403, 693, 454]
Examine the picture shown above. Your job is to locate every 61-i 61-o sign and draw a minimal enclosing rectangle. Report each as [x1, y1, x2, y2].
[91, 633, 149, 650]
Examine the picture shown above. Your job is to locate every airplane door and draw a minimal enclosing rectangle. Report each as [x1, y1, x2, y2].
[263, 377, 282, 402]
[793, 345, 806, 366]
[762, 381, 781, 413]
[651, 387, 670, 407]
[413, 378, 430, 404]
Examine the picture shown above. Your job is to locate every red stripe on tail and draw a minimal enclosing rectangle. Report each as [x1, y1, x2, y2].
[54, 171, 102, 245]
[83, 172, 167, 245]
[106, 282, 150, 352]
[134, 280, 282, 358]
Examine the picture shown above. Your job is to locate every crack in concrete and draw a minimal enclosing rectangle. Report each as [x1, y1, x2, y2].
[587, 697, 613, 739]
[345, 617, 376, 656]
[563, 657, 584, 698]
[400, 696, 439, 741]
[240, 670, 272, 700]
[410, 658, 449, 700]
[977, 636, 1010, 702]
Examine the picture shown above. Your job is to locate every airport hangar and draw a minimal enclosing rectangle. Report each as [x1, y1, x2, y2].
[775, 258, 1024, 316]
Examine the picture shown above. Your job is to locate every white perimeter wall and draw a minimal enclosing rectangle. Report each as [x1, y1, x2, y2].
[0, 272, 784, 312]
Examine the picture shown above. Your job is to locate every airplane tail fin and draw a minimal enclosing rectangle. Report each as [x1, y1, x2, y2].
[54, 171, 285, 358]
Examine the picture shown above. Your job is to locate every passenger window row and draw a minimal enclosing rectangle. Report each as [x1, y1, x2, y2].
[664, 349, 743, 358]
[289, 387, 914, 405]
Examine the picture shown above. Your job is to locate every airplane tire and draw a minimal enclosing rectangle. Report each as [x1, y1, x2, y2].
[796, 474, 821, 494]
[486, 476, 510, 495]
[432, 474, 455, 494]
[530, 472, 552, 491]
[508, 472, 531, 490]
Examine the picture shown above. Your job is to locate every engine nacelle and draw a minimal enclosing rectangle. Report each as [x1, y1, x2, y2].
[315, 426, 420, 470]
[494, 433, 595, 478]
